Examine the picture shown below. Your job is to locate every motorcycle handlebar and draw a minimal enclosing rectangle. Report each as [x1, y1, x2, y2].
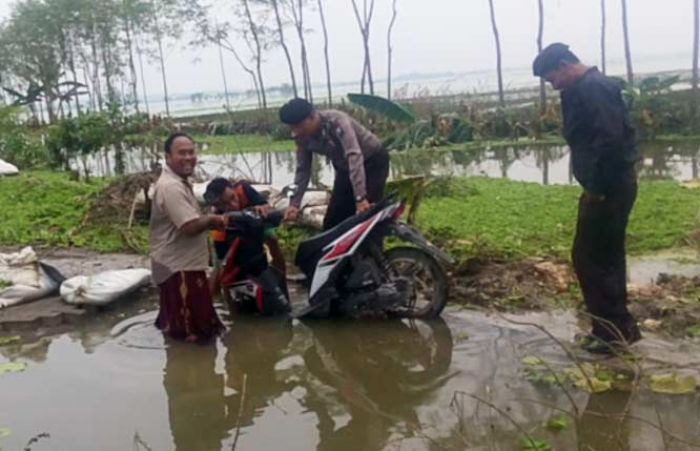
[225, 208, 284, 231]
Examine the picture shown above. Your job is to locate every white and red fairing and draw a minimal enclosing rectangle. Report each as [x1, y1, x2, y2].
[308, 201, 404, 299]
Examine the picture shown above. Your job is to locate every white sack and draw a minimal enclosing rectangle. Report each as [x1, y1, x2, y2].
[60, 268, 151, 306]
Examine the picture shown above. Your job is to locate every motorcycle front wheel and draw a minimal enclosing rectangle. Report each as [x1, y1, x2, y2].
[385, 246, 449, 318]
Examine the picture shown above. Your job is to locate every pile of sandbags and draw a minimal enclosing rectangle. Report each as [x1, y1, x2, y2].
[0, 247, 64, 308]
[270, 189, 329, 229]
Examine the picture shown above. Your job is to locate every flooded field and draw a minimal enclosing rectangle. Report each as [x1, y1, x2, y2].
[1, 293, 699, 451]
[71, 140, 700, 188]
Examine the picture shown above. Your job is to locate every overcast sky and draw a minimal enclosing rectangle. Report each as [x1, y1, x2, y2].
[0, 0, 695, 97]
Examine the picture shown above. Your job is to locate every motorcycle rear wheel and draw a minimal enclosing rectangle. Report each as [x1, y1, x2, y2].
[385, 246, 449, 318]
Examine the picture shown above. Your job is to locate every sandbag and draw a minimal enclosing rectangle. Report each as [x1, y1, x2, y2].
[298, 205, 327, 230]
[271, 190, 330, 210]
[0, 158, 19, 176]
[60, 268, 151, 306]
[0, 247, 64, 308]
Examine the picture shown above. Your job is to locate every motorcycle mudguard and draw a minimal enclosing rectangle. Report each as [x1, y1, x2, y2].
[388, 222, 454, 266]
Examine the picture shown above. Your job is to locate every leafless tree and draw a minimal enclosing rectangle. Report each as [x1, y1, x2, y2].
[242, 0, 267, 108]
[270, 0, 298, 97]
[537, 0, 545, 115]
[621, 0, 634, 84]
[287, 0, 313, 101]
[351, 0, 376, 95]
[318, 0, 332, 104]
[692, 0, 699, 122]
[487, 0, 504, 107]
[600, 0, 607, 75]
[387, 0, 398, 100]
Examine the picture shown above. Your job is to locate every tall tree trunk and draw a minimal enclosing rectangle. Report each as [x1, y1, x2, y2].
[291, 0, 312, 101]
[537, 0, 545, 115]
[272, 0, 298, 97]
[352, 0, 366, 93]
[242, 0, 267, 109]
[364, 0, 375, 95]
[217, 38, 232, 110]
[387, 0, 398, 100]
[45, 93, 56, 123]
[37, 101, 45, 126]
[100, 34, 116, 105]
[487, 0, 505, 107]
[621, 0, 634, 85]
[351, 0, 376, 95]
[317, 0, 332, 104]
[123, 8, 140, 115]
[692, 0, 699, 123]
[136, 37, 150, 116]
[82, 64, 96, 112]
[600, 0, 607, 75]
[302, 49, 312, 102]
[67, 39, 82, 115]
[154, 16, 171, 116]
[90, 33, 104, 112]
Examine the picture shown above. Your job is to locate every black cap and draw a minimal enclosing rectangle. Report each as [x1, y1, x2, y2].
[204, 177, 232, 205]
[279, 98, 313, 125]
[532, 43, 579, 77]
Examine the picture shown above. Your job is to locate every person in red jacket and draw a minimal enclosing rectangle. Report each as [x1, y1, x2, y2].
[204, 178, 287, 304]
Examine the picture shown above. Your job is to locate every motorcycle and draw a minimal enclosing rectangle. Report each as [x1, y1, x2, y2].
[224, 191, 453, 319]
[220, 208, 291, 316]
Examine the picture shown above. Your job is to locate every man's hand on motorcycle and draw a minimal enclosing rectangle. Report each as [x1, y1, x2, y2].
[253, 204, 271, 217]
[284, 205, 300, 223]
[356, 199, 371, 214]
[209, 214, 227, 230]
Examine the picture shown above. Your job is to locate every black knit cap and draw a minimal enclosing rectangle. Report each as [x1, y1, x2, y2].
[279, 98, 314, 125]
[204, 177, 232, 205]
[532, 43, 580, 77]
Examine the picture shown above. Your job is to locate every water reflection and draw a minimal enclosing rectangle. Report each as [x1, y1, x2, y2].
[72, 140, 700, 187]
[578, 391, 633, 451]
[302, 319, 454, 451]
[2, 307, 700, 450]
[163, 344, 227, 451]
[159, 317, 454, 451]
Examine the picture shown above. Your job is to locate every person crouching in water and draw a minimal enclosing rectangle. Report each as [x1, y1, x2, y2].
[204, 178, 289, 316]
[278, 98, 390, 230]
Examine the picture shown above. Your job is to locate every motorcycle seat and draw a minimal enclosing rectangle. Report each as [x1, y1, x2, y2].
[294, 201, 389, 271]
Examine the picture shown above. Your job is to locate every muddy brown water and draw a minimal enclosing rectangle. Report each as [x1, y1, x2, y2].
[1, 290, 699, 451]
[73, 140, 700, 187]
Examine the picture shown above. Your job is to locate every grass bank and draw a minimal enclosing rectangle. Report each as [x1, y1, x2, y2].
[417, 177, 700, 260]
[1, 172, 699, 260]
[0, 172, 145, 253]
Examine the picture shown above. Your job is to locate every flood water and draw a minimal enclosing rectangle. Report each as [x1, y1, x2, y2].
[1, 294, 699, 451]
[72, 140, 700, 188]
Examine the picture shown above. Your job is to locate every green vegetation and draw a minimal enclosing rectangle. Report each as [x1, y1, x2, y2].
[195, 134, 294, 155]
[0, 172, 145, 252]
[417, 177, 700, 260]
[2, 172, 698, 261]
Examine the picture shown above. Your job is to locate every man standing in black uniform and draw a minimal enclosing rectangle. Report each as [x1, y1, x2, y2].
[533, 43, 641, 353]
